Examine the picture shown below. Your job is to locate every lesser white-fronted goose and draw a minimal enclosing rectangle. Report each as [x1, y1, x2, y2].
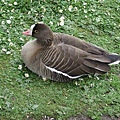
[21, 23, 120, 82]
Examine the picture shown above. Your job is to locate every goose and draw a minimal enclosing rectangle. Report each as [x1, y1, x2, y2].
[21, 23, 120, 82]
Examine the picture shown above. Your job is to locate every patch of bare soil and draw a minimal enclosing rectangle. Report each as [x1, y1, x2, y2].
[67, 115, 91, 120]
[68, 115, 120, 120]
[25, 115, 120, 120]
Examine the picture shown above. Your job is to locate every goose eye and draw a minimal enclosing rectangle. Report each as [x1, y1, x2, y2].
[34, 30, 38, 33]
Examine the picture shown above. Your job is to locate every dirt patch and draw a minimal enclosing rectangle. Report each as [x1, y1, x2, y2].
[25, 115, 120, 120]
[68, 115, 91, 120]
[68, 115, 120, 120]
[101, 115, 120, 120]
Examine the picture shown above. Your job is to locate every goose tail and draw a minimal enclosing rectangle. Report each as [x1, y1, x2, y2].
[107, 54, 120, 65]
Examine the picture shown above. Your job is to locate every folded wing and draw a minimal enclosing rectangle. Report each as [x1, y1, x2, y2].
[41, 43, 111, 79]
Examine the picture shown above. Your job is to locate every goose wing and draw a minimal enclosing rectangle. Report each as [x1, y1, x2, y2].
[41, 43, 111, 79]
[54, 33, 109, 55]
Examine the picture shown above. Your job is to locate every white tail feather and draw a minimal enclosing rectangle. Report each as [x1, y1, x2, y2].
[109, 60, 120, 65]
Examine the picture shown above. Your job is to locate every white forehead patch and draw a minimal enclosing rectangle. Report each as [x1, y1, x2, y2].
[30, 24, 35, 35]
[29, 22, 44, 35]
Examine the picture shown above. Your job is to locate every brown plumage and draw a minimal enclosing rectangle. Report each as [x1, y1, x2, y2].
[21, 23, 120, 82]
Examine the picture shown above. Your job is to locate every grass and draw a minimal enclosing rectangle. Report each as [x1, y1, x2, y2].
[0, 0, 120, 120]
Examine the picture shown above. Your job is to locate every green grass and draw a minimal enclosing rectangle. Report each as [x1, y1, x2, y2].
[0, 0, 120, 120]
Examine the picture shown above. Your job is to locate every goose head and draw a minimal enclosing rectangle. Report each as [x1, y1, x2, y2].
[23, 22, 53, 47]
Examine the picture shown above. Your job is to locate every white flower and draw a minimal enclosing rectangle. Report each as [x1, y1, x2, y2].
[43, 8, 46, 12]
[10, 16, 13, 19]
[90, 83, 94, 87]
[59, 16, 65, 26]
[59, 20, 64, 26]
[59, 16, 65, 21]
[41, 6, 46, 12]
[75, 81, 80, 86]
[84, 9, 87, 13]
[7, 30, 9, 33]
[79, 78, 83, 81]
[24, 73, 29, 77]
[59, 9, 63, 13]
[9, 4, 12, 6]
[98, 0, 104, 2]
[28, 11, 31, 14]
[37, 21, 44, 24]
[75, 81, 78, 85]
[36, 13, 38, 16]
[8, 38, 11, 42]
[91, 9, 95, 12]
[68, 5, 73, 12]
[6, 20, 11, 24]
[1, 21, 5, 25]
[20, 37, 24, 41]
[9, 42, 14, 46]
[11, 9, 14, 12]
[42, 77, 47, 81]
[96, 17, 101, 22]
[6, 51, 11, 54]
[74, 7, 78, 11]
[83, 2, 87, 6]
[18, 65, 22, 70]
[14, 2, 17, 5]
[49, 21, 53, 25]
[2, 48, 7, 52]
[95, 75, 100, 80]
[88, 75, 92, 78]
